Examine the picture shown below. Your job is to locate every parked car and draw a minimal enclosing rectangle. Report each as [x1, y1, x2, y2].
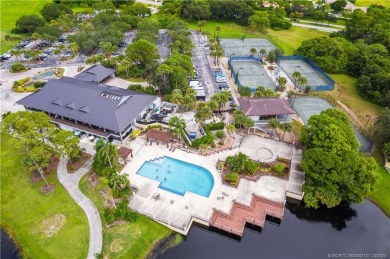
[219, 84, 229, 89]
[216, 77, 226, 83]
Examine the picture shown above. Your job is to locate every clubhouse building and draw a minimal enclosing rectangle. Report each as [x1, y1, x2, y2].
[237, 97, 295, 124]
[17, 66, 160, 142]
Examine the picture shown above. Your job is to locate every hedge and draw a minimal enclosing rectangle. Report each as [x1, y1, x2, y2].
[205, 122, 225, 131]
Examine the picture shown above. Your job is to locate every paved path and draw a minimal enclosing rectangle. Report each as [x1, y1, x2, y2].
[57, 157, 102, 259]
[290, 22, 341, 32]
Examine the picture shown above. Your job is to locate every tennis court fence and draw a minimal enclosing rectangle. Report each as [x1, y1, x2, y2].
[277, 56, 335, 91]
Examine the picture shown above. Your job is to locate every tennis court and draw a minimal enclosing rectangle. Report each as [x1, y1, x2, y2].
[231, 60, 276, 90]
[292, 97, 371, 152]
[220, 38, 276, 57]
[278, 59, 331, 90]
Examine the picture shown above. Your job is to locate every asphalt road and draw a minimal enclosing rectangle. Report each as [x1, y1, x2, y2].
[157, 29, 171, 62]
[190, 30, 220, 100]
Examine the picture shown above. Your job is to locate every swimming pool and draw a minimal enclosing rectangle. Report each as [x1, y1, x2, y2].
[136, 156, 214, 197]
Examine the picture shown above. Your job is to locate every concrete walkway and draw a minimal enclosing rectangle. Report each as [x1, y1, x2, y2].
[57, 157, 102, 259]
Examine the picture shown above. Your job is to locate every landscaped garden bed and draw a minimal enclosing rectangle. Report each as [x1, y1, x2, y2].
[67, 152, 92, 174]
[219, 153, 291, 187]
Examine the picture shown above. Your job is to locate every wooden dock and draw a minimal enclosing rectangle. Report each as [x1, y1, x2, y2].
[209, 195, 285, 236]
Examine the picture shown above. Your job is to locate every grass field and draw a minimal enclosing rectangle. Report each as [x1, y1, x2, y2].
[368, 161, 390, 217]
[326, 74, 382, 126]
[0, 134, 89, 258]
[354, 0, 390, 7]
[79, 175, 172, 258]
[0, 0, 51, 54]
[268, 27, 329, 55]
[186, 20, 329, 55]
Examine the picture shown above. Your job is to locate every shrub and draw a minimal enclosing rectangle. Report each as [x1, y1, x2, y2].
[216, 130, 225, 138]
[239, 86, 251, 97]
[277, 156, 290, 163]
[272, 163, 286, 176]
[130, 129, 142, 138]
[191, 132, 214, 147]
[224, 172, 239, 185]
[10, 62, 26, 72]
[104, 208, 116, 224]
[33, 81, 46, 88]
[147, 124, 162, 129]
[205, 122, 225, 131]
[260, 167, 272, 173]
[304, 85, 312, 93]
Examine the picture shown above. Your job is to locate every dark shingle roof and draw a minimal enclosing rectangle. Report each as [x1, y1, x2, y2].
[238, 97, 295, 116]
[17, 77, 157, 132]
[75, 64, 115, 83]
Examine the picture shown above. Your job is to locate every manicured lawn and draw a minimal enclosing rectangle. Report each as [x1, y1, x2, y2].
[355, 0, 390, 7]
[325, 74, 382, 127]
[0, 134, 89, 258]
[79, 175, 172, 258]
[0, 0, 51, 54]
[268, 26, 329, 55]
[368, 164, 390, 217]
[186, 20, 260, 39]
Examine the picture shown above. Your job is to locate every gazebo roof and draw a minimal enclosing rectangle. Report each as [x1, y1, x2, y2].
[118, 147, 132, 160]
[145, 129, 174, 143]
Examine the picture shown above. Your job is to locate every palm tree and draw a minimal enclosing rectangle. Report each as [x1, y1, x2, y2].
[249, 48, 257, 57]
[281, 122, 293, 140]
[259, 48, 266, 59]
[215, 26, 221, 38]
[267, 118, 280, 135]
[197, 20, 207, 32]
[198, 144, 208, 155]
[292, 71, 301, 87]
[277, 77, 287, 91]
[95, 139, 118, 170]
[10, 49, 22, 61]
[297, 76, 308, 91]
[169, 115, 186, 130]
[69, 42, 80, 65]
[226, 124, 237, 136]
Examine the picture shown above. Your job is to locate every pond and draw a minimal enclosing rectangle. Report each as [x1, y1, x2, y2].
[159, 200, 390, 259]
[31, 69, 57, 81]
[1, 228, 20, 259]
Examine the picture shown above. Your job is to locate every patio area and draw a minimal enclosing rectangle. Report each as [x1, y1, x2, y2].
[124, 134, 304, 235]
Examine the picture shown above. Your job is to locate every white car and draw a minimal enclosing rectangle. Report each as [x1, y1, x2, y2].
[216, 77, 226, 83]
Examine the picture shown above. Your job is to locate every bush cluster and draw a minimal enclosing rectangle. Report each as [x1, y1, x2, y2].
[10, 62, 27, 73]
[103, 200, 138, 224]
[205, 122, 225, 131]
[216, 130, 225, 139]
[224, 172, 239, 185]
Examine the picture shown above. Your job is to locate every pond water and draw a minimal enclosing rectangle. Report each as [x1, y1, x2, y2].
[159, 200, 390, 259]
[31, 70, 57, 81]
[1, 228, 20, 259]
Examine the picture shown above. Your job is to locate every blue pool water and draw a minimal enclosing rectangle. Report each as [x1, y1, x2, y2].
[136, 156, 214, 197]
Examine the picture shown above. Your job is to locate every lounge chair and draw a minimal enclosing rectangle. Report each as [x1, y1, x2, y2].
[153, 193, 160, 200]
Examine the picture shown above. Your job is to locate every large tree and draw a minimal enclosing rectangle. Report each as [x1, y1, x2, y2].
[300, 109, 378, 208]
[14, 15, 45, 33]
[296, 37, 357, 73]
[125, 39, 159, 69]
[302, 148, 377, 208]
[1, 111, 81, 187]
[40, 3, 73, 22]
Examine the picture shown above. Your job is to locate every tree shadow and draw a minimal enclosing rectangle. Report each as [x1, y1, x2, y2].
[286, 200, 358, 231]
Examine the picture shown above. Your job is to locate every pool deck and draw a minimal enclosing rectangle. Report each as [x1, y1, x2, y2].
[124, 135, 304, 235]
